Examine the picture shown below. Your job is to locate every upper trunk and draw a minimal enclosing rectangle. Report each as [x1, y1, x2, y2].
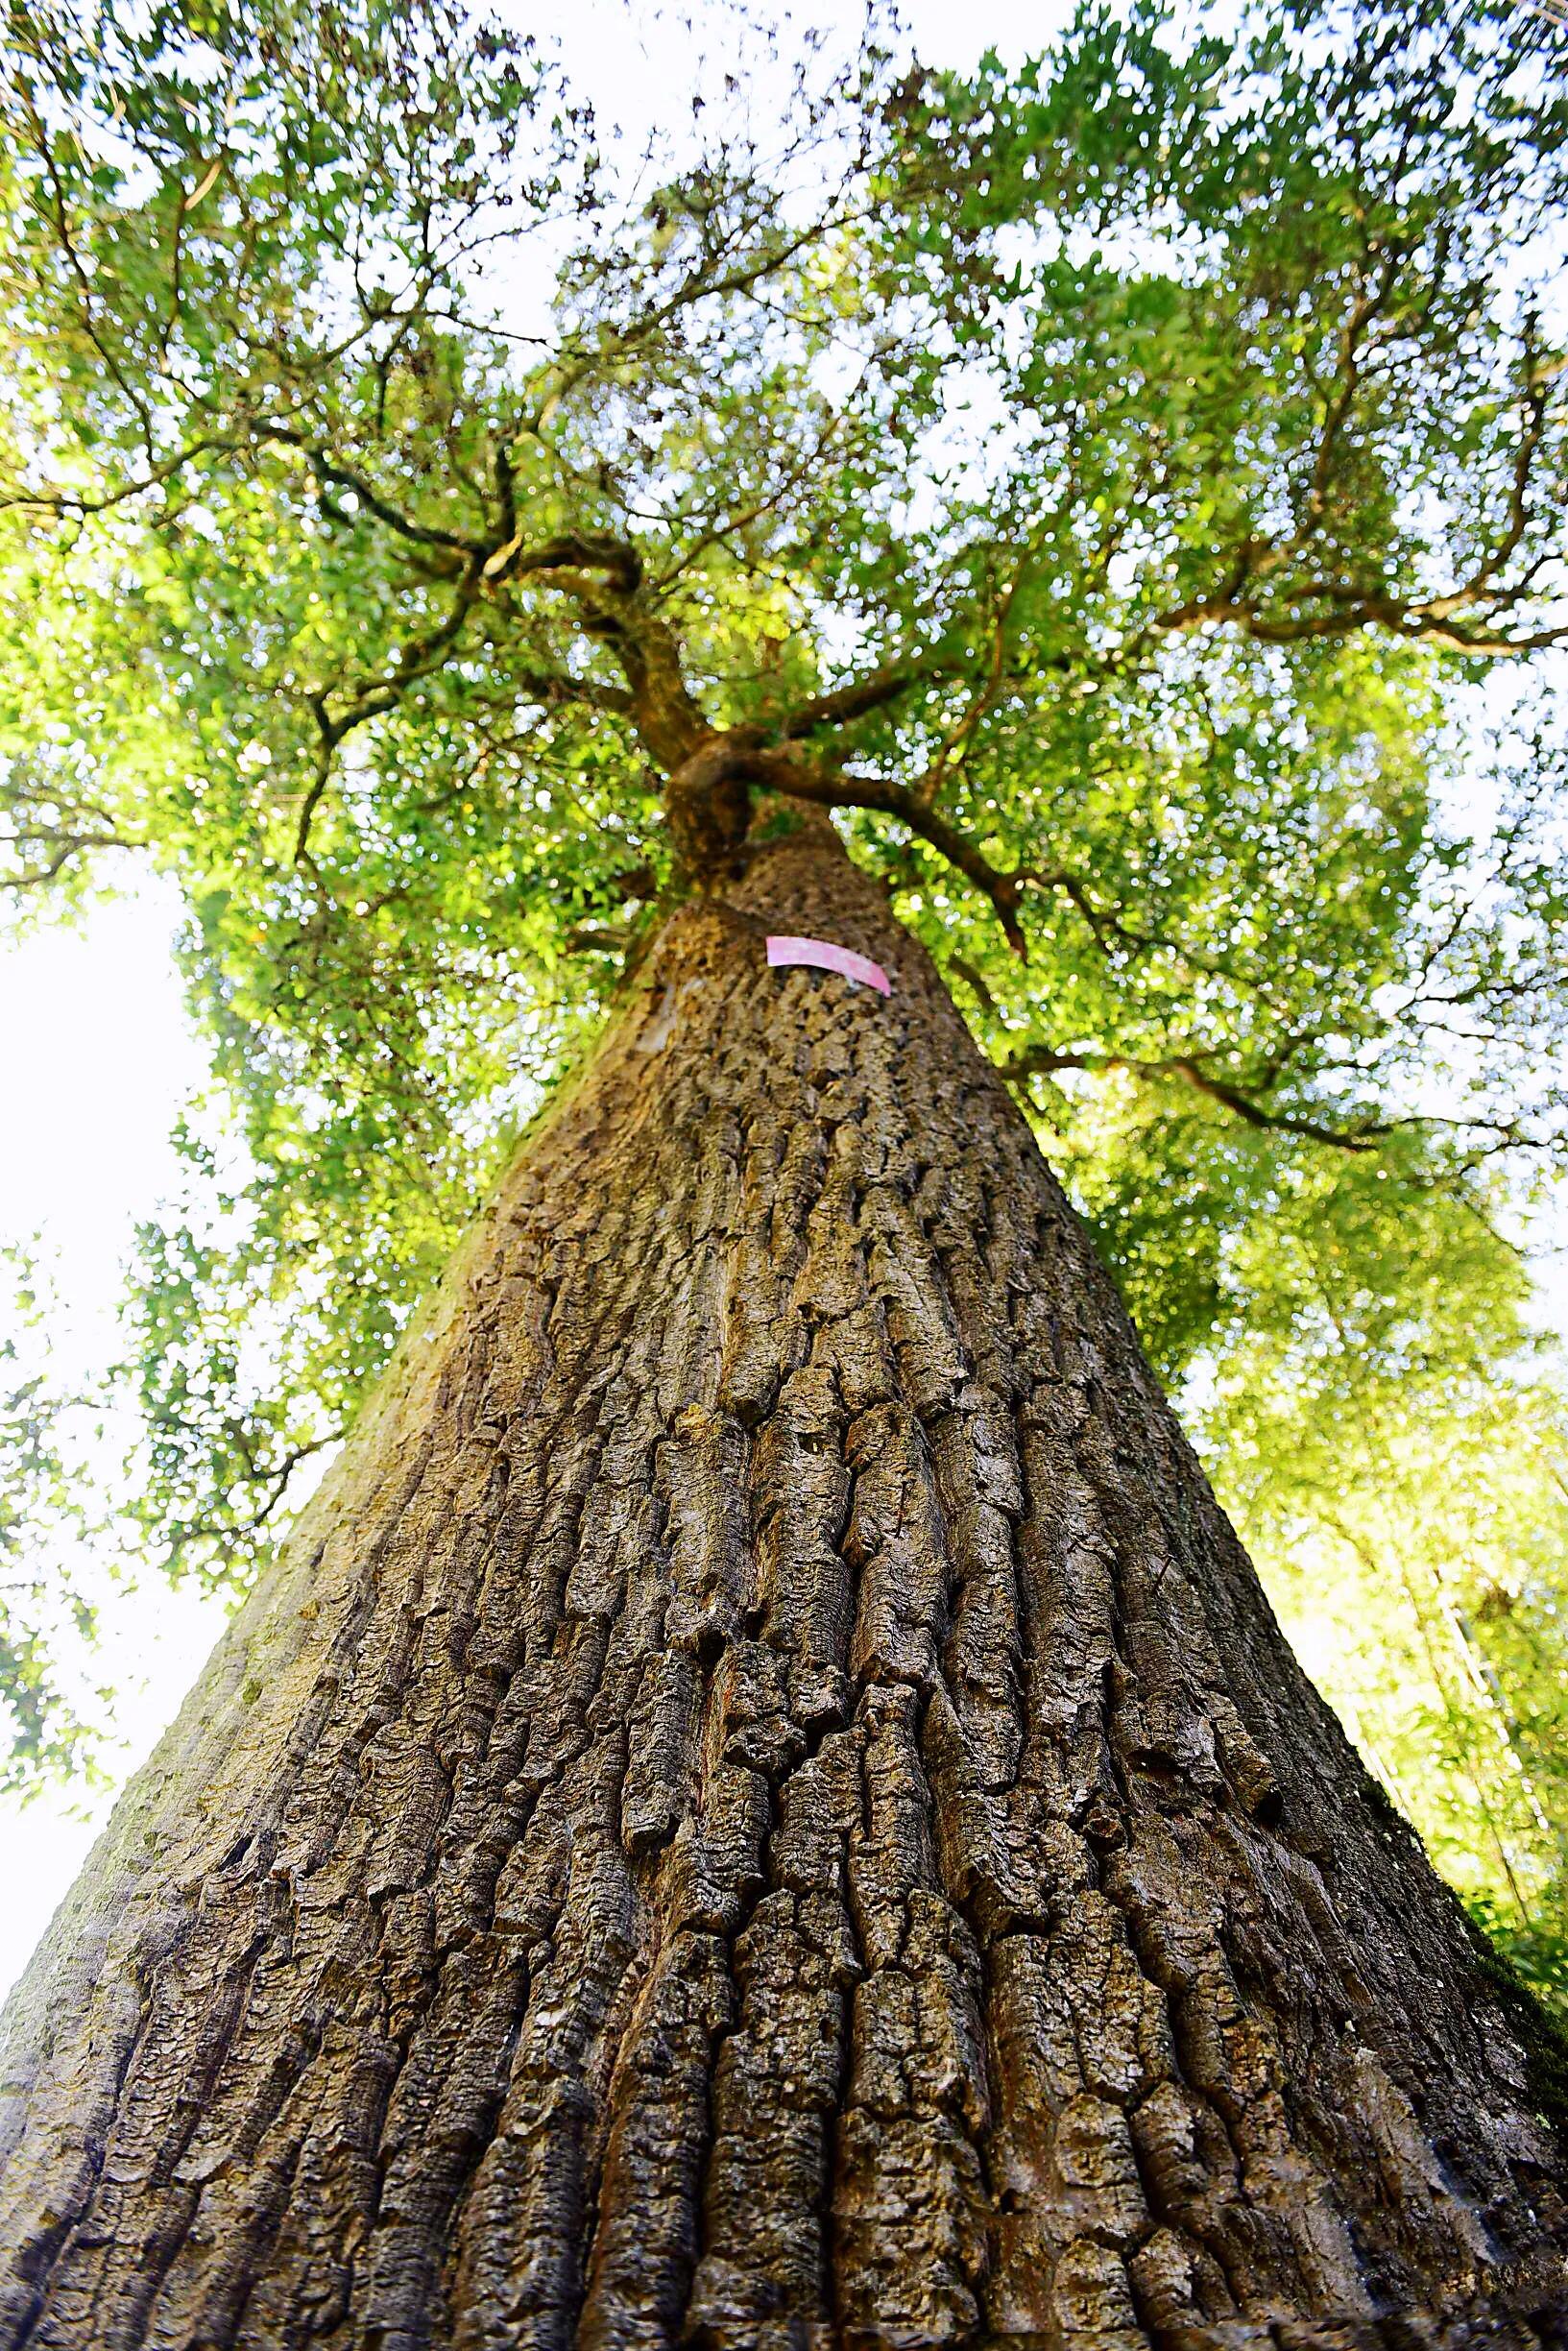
[0, 826, 1562, 2350]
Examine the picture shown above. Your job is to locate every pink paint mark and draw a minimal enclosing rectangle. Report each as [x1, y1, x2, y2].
[766, 933, 892, 996]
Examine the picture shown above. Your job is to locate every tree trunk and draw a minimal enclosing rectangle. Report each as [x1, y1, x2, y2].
[1, 826, 1563, 2351]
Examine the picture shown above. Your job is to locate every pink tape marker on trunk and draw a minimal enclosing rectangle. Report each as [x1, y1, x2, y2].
[766, 934, 892, 995]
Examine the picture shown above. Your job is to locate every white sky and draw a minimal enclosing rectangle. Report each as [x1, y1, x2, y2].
[0, 888, 233, 1995]
[2, 0, 1564, 2001]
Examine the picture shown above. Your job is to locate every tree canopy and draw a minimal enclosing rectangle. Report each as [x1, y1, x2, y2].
[2, 0, 1567, 2003]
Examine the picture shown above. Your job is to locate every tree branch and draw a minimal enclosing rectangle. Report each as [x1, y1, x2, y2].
[1004, 1045, 1390, 1151]
[259, 429, 487, 557]
[294, 558, 489, 863]
[1153, 581, 1568, 658]
[781, 661, 938, 739]
[0, 831, 142, 889]
[484, 529, 643, 593]
[290, 526, 661, 865]
[773, 762, 1029, 951]
[1151, 322, 1565, 659]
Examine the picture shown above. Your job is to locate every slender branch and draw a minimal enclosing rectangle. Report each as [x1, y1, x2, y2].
[260, 429, 487, 558]
[510, 667, 635, 716]
[947, 954, 999, 1017]
[1005, 1045, 1390, 1151]
[0, 831, 142, 888]
[774, 762, 1028, 951]
[649, 410, 860, 594]
[781, 661, 940, 739]
[294, 559, 487, 862]
[15, 91, 155, 448]
[168, 1432, 342, 1557]
[1153, 583, 1568, 658]
[0, 434, 244, 519]
[912, 555, 1033, 808]
[290, 528, 659, 863]
[1427, 331, 1550, 615]
[1149, 312, 1565, 659]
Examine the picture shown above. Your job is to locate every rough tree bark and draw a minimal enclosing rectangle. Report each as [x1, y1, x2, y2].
[0, 823, 1563, 2350]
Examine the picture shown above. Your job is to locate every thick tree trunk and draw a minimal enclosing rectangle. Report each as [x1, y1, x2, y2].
[1, 827, 1563, 2350]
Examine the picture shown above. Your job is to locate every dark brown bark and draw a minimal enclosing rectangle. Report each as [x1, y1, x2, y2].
[1, 826, 1563, 2349]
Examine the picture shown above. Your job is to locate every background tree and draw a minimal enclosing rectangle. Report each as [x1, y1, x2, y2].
[3, 0, 1568, 2339]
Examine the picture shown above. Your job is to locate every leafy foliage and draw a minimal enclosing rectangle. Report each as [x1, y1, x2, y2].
[1192, 1138, 1568, 2014]
[0, 1245, 105, 1788]
[1, 0, 1567, 1992]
